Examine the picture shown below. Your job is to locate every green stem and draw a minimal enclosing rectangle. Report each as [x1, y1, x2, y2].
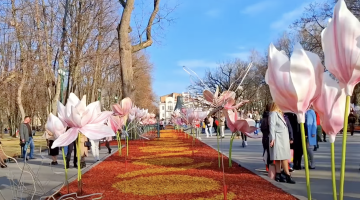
[217, 126, 220, 168]
[126, 135, 129, 157]
[61, 147, 69, 193]
[300, 123, 312, 200]
[340, 95, 351, 200]
[117, 132, 122, 156]
[229, 133, 235, 167]
[331, 142, 338, 200]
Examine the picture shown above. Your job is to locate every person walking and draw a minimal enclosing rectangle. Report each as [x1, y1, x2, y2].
[219, 113, 226, 138]
[261, 104, 271, 171]
[43, 129, 59, 165]
[212, 115, 218, 136]
[305, 108, 317, 169]
[208, 117, 214, 137]
[105, 136, 112, 154]
[348, 109, 357, 136]
[19, 116, 35, 160]
[284, 114, 294, 172]
[254, 111, 261, 135]
[90, 139, 100, 161]
[314, 111, 322, 151]
[269, 102, 295, 184]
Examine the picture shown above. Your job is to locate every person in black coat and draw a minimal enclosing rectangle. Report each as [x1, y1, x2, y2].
[261, 104, 271, 168]
[284, 114, 294, 171]
[284, 112, 302, 170]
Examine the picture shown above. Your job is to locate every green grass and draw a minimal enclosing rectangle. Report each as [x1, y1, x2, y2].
[1, 133, 47, 157]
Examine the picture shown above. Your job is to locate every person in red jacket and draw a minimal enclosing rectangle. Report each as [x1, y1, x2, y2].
[314, 111, 322, 151]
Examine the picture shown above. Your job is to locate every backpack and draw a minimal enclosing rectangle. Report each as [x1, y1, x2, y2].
[260, 116, 269, 136]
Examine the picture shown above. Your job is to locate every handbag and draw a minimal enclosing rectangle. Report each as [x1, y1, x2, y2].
[288, 149, 294, 163]
[84, 141, 92, 147]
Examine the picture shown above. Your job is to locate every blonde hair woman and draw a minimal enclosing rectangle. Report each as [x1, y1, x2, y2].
[269, 102, 295, 184]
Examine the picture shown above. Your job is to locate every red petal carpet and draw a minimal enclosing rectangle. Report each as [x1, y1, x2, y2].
[58, 130, 297, 200]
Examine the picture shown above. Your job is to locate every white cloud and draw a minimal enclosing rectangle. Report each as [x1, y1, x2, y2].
[226, 52, 250, 60]
[269, 1, 323, 30]
[177, 59, 218, 68]
[241, 1, 275, 15]
[205, 9, 221, 17]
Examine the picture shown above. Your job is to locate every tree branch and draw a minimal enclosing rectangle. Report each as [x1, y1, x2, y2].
[132, 0, 160, 53]
[119, 0, 126, 8]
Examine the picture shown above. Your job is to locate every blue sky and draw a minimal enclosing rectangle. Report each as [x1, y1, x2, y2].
[145, 0, 322, 99]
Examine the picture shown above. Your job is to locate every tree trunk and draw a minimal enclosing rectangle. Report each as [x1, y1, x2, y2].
[118, 0, 135, 100]
[51, 0, 69, 114]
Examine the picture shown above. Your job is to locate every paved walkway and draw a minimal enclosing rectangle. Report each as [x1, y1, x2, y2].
[0, 144, 119, 200]
[198, 130, 360, 200]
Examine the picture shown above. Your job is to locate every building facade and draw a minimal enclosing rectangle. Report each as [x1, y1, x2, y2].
[159, 93, 182, 123]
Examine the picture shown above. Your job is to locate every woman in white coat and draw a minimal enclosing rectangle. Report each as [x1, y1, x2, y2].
[90, 139, 100, 161]
[269, 102, 295, 184]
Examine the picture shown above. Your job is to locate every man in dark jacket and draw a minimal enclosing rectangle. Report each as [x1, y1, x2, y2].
[19, 116, 35, 160]
[348, 110, 357, 136]
[284, 112, 302, 170]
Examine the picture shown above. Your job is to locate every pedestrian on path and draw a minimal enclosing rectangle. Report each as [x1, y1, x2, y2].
[315, 111, 322, 150]
[305, 108, 317, 169]
[19, 116, 35, 160]
[284, 114, 294, 172]
[254, 111, 261, 135]
[348, 109, 357, 136]
[90, 139, 100, 161]
[268, 102, 295, 184]
[43, 129, 59, 165]
[205, 117, 213, 138]
[285, 112, 302, 170]
[105, 136, 112, 154]
[219, 113, 225, 138]
[261, 104, 271, 170]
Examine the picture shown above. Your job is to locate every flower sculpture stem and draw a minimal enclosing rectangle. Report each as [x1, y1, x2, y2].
[217, 126, 220, 168]
[300, 123, 311, 199]
[76, 134, 82, 194]
[331, 142, 337, 200]
[116, 132, 122, 156]
[340, 96, 351, 200]
[126, 135, 129, 157]
[229, 132, 236, 167]
[61, 148, 69, 193]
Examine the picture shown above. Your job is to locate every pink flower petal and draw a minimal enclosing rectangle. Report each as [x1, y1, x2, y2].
[80, 124, 115, 140]
[90, 111, 113, 125]
[81, 101, 100, 126]
[51, 127, 79, 148]
[45, 113, 67, 138]
[203, 90, 214, 103]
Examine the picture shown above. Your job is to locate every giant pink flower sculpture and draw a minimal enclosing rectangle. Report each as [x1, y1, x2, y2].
[112, 97, 132, 117]
[45, 113, 67, 138]
[265, 43, 323, 123]
[321, 0, 360, 96]
[223, 97, 249, 110]
[107, 115, 123, 133]
[52, 93, 114, 148]
[224, 109, 258, 136]
[203, 88, 236, 108]
[313, 73, 348, 143]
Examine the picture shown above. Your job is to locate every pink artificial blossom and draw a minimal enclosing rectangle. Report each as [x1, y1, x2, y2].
[321, 0, 360, 96]
[52, 93, 114, 148]
[313, 72, 349, 143]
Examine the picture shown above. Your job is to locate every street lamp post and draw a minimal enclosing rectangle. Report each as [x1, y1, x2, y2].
[58, 69, 66, 103]
[97, 89, 101, 101]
